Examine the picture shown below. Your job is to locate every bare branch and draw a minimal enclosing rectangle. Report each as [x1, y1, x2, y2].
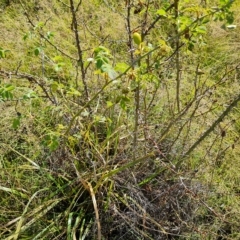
[21, 6, 77, 61]
[0, 69, 57, 105]
[69, 0, 89, 100]
[144, 3, 174, 36]
[179, 92, 240, 167]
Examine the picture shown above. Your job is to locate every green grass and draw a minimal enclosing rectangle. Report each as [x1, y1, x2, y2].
[1, 0, 240, 239]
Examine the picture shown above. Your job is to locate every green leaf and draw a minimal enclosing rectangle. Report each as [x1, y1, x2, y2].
[43, 134, 59, 151]
[5, 84, 15, 91]
[12, 117, 21, 129]
[52, 55, 63, 62]
[195, 25, 207, 34]
[54, 62, 65, 72]
[23, 90, 38, 99]
[0, 47, 10, 58]
[201, 18, 210, 24]
[115, 62, 129, 73]
[66, 87, 82, 97]
[23, 31, 34, 40]
[46, 31, 54, 39]
[23, 33, 28, 41]
[226, 13, 234, 24]
[101, 64, 118, 79]
[34, 47, 41, 56]
[106, 101, 113, 108]
[0, 84, 15, 100]
[94, 46, 109, 56]
[157, 9, 167, 17]
[49, 136, 59, 151]
[119, 96, 130, 110]
[96, 59, 104, 69]
[107, 68, 118, 79]
[35, 21, 44, 29]
[187, 40, 196, 51]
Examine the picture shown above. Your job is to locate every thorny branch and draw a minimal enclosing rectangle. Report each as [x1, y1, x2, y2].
[0, 69, 57, 104]
[125, 0, 140, 159]
[20, 2, 77, 61]
[69, 0, 89, 100]
[144, 3, 174, 36]
[174, 0, 181, 112]
[181, 92, 240, 162]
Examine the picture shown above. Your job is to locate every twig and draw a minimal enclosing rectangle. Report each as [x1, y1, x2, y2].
[174, 0, 181, 112]
[69, 0, 89, 100]
[179, 92, 240, 167]
[57, 0, 70, 8]
[0, 69, 57, 105]
[21, 5, 77, 61]
[64, 44, 163, 136]
[144, 3, 174, 36]
[75, 0, 83, 12]
[125, 0, 140, 159]
[15, 61, 22, 75]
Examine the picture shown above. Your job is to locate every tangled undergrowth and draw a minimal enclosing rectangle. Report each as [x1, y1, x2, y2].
[1, 0, 240, 239]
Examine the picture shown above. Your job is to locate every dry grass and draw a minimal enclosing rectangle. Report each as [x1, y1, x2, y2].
[1, 0, 240, 239]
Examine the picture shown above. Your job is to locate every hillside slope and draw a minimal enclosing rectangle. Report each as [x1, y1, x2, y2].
[0, 0, 240, 239]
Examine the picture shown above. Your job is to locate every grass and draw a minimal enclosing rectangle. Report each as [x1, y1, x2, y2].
[1, 0, 240, 239]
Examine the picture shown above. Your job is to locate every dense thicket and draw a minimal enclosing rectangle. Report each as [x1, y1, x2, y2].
[0, 0, 240, 239]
